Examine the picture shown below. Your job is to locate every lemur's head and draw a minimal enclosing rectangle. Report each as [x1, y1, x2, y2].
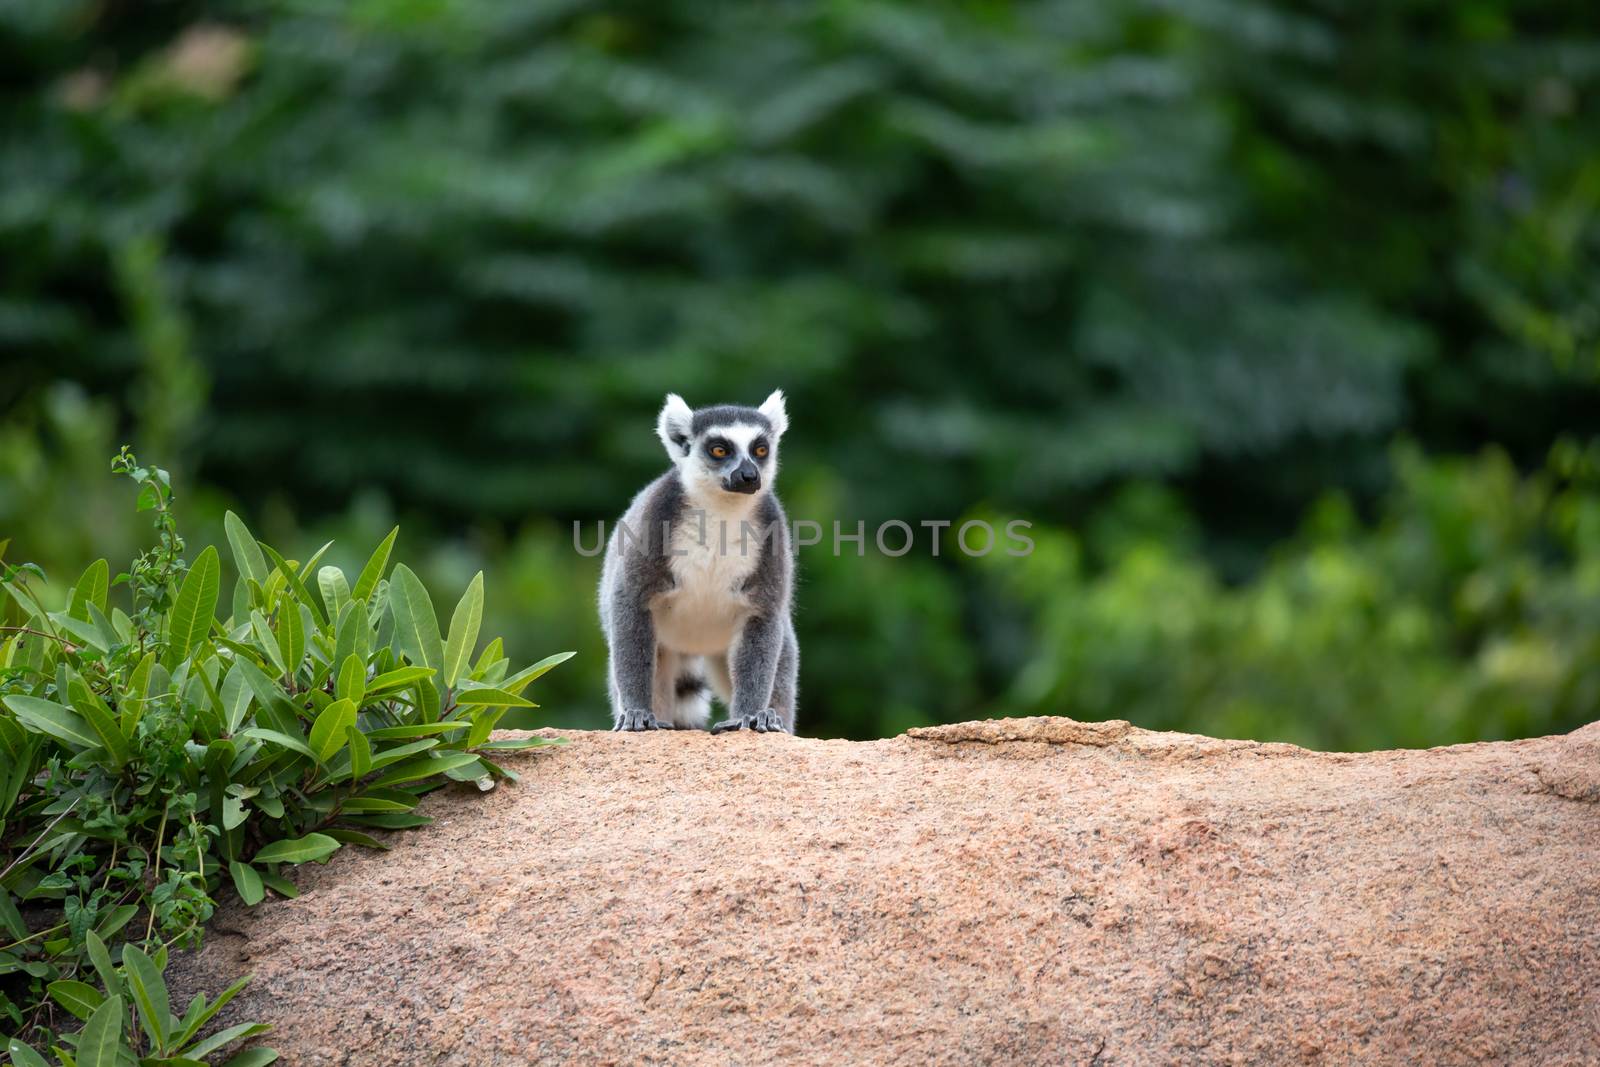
[657, 390, 788, 501]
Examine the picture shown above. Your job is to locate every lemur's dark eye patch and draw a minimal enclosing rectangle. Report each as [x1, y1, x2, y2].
[752, 439, 769, 458]
[707, 441, 730, 459]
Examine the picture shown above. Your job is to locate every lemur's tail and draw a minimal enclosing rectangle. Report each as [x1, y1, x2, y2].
[671, 659, 713, 730]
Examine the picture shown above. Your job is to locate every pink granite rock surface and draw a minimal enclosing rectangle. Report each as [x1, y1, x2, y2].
[174, 718, 1600, 1065]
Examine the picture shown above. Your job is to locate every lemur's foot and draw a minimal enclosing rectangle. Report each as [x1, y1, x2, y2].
[710, 708, 788, 734]
[615, 709, 668, 731]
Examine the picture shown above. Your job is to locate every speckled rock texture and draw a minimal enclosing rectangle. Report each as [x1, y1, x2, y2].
[173, 717, 1600, 1066]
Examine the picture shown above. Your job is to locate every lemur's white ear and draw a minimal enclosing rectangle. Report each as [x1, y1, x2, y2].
[759, 389, 789, 438]
[657, 393, 694, 459]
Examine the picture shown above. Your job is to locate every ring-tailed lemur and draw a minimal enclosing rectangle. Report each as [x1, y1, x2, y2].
[598, 391, 799, 733]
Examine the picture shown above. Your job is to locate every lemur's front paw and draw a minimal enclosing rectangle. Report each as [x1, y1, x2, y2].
[710, 708, 788, 734]
[615, 708, 667, 731]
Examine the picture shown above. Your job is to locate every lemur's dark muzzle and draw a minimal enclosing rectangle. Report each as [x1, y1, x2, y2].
[724, 460, 761, 494]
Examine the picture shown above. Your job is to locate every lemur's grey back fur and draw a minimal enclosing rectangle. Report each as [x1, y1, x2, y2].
[598, 391, 799, 733]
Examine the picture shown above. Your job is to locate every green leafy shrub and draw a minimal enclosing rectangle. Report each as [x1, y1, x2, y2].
[981, 439, 1600, 750]
[0, 451, 573, 1061]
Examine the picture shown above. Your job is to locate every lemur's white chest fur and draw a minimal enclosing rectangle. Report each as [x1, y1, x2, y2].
[651, 495, 763, 655]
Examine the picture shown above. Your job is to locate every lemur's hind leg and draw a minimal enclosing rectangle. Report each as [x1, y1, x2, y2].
[650, 647, 684, 729]
[767, 618, 799, 734]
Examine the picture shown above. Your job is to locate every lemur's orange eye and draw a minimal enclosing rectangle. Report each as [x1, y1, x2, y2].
[710, 445, 729, 459]
[754, 445, 768, 458]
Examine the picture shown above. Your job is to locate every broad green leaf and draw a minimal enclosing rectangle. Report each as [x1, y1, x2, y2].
[365, 722, 468, 740]
[221, 1048, 280, 1067]
[466, 706, 506, 748]
[0, 888, 25, 939]
[332, 599, 369, 673]
[352, 526, 398, 602]
[336, 654, 364, 705]
[184, 1023, 272, 1061]
[253, 833, 340, 865]
[111, 606, 135, 642]
[236, 728, 317, 761]
[224, 511, 270, 585]
[298, 541, 335, 590]
[350, 787, 418, 807]
[85, 603, 119, 652]
[84, 931, 121, 999]
[69, 559, 109, 621]
[4, 696, 97, 749]
[476, 736, 568, 750]
[471, 636, 504, 678]
[165, 545, 220, 670]
[274, 599, 304, 683]
[323, 829, 388, 850]
[365, 666, 436, 695]
[233, 657, 291, 718]
[259, 542, 327, 629]
[443, 755, 489, 781]
[500, 650, 577, 694]
[371, 751, 482, 788]
[454, 688, 535, 708]
[123, 943, 171, 1050]
[124, 651, 156, 735]
[221, 661, 253, 734]
[338, 795, 417, 813]
[93, 904, 138, 941]
[387, 565, 443, 692]
[173, 973, 254, 1048]
[230, 861, 265, 906]
[346, 725, 371, 780]
[308, 698, 356, 762]
[416, 674, 441, 721]
[318, 565, 350, 622]
[222, 795, 246, 830]
[46, 980, 104, 1021]
[442, 571, 483, 688]
[5, 1039, 50, 1067]
[374, 597, 396, 650]
[231, 574, 251, 625]
[258, 872, 297, 899]
[312, 735, 432, 789]
[75, 994, 124, 1067]
[68, 690, 132, 768]
[343, 812, 432, 830]
[248, 610, 286, 676]
[365, 738, 440, 770]
[52, 612, 109, 653]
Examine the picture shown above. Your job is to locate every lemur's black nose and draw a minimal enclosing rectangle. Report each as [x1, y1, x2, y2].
[726, 460, 761, 494]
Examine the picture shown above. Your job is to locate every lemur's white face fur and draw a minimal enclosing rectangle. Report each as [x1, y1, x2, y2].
[657, 390, 788, 506]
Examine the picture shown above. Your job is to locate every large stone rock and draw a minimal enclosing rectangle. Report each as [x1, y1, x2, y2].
[174, 718, 1600, 1065]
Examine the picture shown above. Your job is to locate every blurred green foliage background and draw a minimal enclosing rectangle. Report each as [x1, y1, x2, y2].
[3, 0, 1598, 747]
